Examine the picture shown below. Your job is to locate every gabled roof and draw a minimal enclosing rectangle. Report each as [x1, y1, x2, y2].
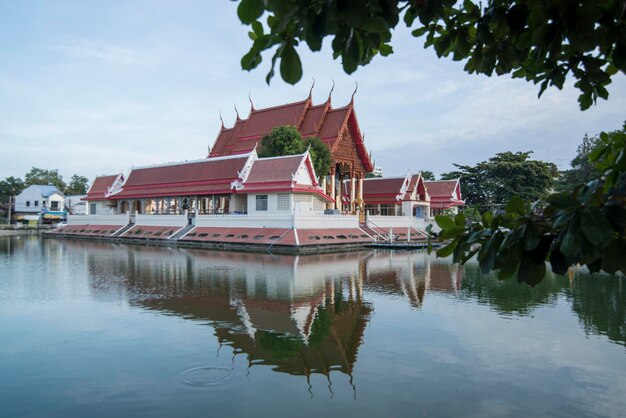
[90, 151, 332, 202]
[245, 154, 306, 184]
[242, 152, 333, 202]
[208, 94, 374, 172]
[32, 185, 63, 198]
[109, 153, 252, 199]
[84, 175, 119, 200]
[425, 179, 464, 209]
[360, 173, 429, 205]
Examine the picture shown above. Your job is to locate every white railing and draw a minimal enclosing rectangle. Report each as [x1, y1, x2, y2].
[135, 214, 188, 227]
[294, 214, 358, 229]
[194, 212, 358, 229]
[366, 215, 441, 233]
[67, 214, 130, 226]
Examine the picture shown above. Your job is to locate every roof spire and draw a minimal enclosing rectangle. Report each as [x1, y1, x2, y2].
[248, 92, 255, 111]
[308, 77, 315, 99]
[350, 80, 358, 103]
[327, 80, 335, 103]
[234, 104, 240, 121]
[219, 111, 225, 129]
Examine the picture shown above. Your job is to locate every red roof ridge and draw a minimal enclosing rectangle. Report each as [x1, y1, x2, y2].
[247, 97, 311, 115]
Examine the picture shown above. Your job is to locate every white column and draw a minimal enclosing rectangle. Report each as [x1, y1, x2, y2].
[350, 175, 356, 213]
[358, 176, 364, 210]
[330, 172, 336, 210]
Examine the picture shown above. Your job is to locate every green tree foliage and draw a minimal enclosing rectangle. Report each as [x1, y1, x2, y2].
[0, 176, 25, 201]
[557, 123, 626, 192]
[303, 136, 332, 179]
[430, 129, 626, 285]
[441, 151, 558, 208]
[65, 175, 90, 195]
[365, 172, 382, 178]
[258, 125, 332, 178]
[421, 170, 435, 181]
[24, 167, 67, 192]
[237, 0, 626, 109]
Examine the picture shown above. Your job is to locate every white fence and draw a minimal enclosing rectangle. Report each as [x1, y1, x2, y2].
[68, 214, 130, 226]
[195, 212, 358, 229]
[135, 214, 188, 227]
[367, 215, 440, 233]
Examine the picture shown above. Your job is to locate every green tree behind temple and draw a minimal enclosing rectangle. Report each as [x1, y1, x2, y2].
[441, 151, 558, 208]
[24, 167, 67, 192]
[556, 122, 626, 192]
[0, 176, 25, 203]
[420, 170, 435, 181]
[258, 125, 331, 179]
[65, 175, 90, 195]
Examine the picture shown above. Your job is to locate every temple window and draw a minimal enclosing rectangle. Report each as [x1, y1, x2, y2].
[256, 195, 268, 211]
[277, 194, 289, 211]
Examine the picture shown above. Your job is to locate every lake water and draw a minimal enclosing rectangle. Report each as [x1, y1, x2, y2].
[1, 236, 625, 418]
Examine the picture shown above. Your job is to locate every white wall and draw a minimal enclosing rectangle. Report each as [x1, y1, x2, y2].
[46, 192, 65, 211]
[68, 214, 130, 225]
[87, 200, 118, 215]
[195, 213, 358, 229]
[196, 213, 293, 228]
[367, 215, 441, 233]
[135, 214, 188, 227]
[294, 214, 358, 229]
[15, 185, 43, 213]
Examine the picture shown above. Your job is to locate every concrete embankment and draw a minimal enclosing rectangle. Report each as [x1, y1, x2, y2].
[0, 228, 51, 237]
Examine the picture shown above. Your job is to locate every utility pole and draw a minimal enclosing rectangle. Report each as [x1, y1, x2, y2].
[7, 195, 12, 225]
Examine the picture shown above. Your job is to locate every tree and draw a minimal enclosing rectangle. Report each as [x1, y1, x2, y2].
[303, 137, 332, 180]
[24, 167, 66, 192]
[65, 175, 90, 195]
[237, 0, 626, 109]
[0, 176, 25, 202]
[258, 125, 332, 178]
[556, 122, 626, 192]
[421, 170, 435, 181]
[431, 127, 626, 285]
[441, 151, 557, 208]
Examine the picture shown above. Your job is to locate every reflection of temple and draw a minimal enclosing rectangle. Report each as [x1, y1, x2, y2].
[74, 242, 468, 384]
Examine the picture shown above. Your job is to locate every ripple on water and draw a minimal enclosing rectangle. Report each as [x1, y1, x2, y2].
[181, 366, 232, 387]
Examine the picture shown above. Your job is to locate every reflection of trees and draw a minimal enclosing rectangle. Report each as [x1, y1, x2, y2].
[567, 275, 626, 347]
[459, 264, 566, 315]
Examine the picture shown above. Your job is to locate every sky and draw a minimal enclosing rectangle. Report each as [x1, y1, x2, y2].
[1, 0, 625, 182]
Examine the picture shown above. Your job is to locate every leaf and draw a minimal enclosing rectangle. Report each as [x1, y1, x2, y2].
[601, 240, 626, 275]
[549, 247, 569, 275]
[560, 226, 582, 258]
[237, 0, 265, 25]
[435, 215, 456, 230]
[580, 207, 613, 246]
[454, 212, 466, 226]
[505, 195, 526, 216]
[279, 43, 302, 84]
[436, 240, 457, 258]
[517, 256, 546, 286]
[546, 191, 578, 210]
[241, 49, 262, 70]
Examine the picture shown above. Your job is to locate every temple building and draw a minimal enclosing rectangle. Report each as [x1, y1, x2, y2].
[360, 172, 430, 219]
[84, 150, 331, 216]
[209, 90, 374, 213]
[424, 179, 464, 216]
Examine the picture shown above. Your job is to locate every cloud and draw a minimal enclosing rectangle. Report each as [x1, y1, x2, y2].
[52, 39, 152, 66]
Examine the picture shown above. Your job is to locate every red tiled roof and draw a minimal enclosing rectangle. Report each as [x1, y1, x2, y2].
[245, 155, 304, 183]
[109, 155, 250, 199]
[209, 96, 374, 172]
[426, 180, 464, 209]
[84, 175, 118, 200]
[361, 177, 405, 204]
[425, 180, 458, 199]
